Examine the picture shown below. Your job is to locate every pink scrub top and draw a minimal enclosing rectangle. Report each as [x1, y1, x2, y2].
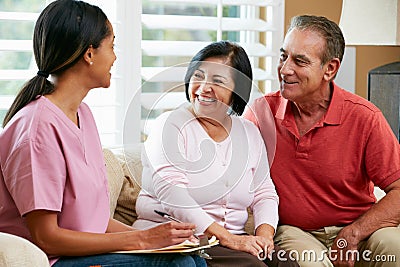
[0, 96, 110, 265]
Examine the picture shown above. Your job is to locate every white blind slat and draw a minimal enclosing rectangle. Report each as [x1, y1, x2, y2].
[0, 12, 38, 21]
[142, 66, 273, 82]
[253, 67, 275, 81]
[221, 0, 281, 6]
[142, 66, 187, 82]
[0, 96, 14, 109]
[142, 41, 211, 57]
[142, 14, 274, 31]
[0, 70, 34, 80]
[142, 40, 275, 57]
[141, 92, 186, 110]
[147, 0, 281, 7]
[244, 43, 275, 57]
[0, 40, 32, 51]
[223, 18, 274, 32]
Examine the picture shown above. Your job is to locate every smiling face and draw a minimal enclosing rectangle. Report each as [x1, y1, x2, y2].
[278, 28, 331, 103]
[90, 21, 116, 88]
[189, 57, 235, 118]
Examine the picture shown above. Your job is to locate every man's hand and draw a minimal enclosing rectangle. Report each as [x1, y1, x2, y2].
[330, 225, 362, 267]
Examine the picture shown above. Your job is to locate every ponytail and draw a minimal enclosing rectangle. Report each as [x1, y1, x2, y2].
[2, 75, 54, 127]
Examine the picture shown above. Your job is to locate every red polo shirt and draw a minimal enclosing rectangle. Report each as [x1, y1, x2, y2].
[244, 82, 400, 230]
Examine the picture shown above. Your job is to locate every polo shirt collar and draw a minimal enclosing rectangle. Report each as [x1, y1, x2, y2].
[323, 82, 344, 125]
[276, 96, 288, 121]
[275, 81, 344, 125]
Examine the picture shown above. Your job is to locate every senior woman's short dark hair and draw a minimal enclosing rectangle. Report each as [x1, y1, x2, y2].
[184, 41, 253, 116]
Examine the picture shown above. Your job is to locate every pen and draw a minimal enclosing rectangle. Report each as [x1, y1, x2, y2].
[154, 209, 183, 223]
[154, 210, 200, 240]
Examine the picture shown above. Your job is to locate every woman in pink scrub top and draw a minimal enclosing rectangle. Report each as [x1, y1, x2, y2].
[0, 0, 205, 266]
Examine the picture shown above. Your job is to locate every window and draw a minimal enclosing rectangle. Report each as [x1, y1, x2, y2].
[0, 0, 284, 148]
[0, 0, 44, 131]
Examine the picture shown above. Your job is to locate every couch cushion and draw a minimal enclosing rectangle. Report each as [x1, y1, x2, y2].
[113, 144, 143, 225]
[0, 232, 50, 267]
[245, 208, 255, 235]
[103, 148, 125, 217]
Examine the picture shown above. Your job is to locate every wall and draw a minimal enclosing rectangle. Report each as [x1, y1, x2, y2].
[284, 0, 400, 98]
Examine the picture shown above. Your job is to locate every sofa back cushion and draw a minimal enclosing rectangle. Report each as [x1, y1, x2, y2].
[113, 144, 143, 225]
[103, 148, 125, 217]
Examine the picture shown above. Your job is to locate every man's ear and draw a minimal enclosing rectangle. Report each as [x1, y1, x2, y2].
[323, 58, 340, 81]
[83, 45, 93, 65]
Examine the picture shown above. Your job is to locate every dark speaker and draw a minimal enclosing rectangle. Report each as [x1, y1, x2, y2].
[368, 61, 400, 141]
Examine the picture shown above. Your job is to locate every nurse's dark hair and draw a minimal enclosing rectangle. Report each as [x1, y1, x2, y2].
[3, 0, 110, 127]
[184, 41, 253, 116]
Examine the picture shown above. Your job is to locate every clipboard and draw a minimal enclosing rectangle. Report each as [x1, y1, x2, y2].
[112, 235, 219, 254]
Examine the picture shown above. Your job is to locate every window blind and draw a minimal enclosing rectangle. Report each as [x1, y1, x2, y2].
[0, 7, 41, 130]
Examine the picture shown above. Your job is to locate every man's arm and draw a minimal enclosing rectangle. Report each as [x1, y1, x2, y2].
[349, 179, 400, 238]
[331, 178, 400, 266]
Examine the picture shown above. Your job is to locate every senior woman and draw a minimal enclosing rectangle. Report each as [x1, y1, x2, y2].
[134, 41, 298, 267]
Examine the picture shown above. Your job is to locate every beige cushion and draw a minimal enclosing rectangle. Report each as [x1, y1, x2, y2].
[113, 175, 141, 225]
[113, 144, 143, 225]
[245, 208, 255, 235]
[103, 148, 125, 217]
[0, 232, 50, 267]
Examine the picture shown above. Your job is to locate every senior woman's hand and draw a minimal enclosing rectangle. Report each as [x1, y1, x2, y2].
[222, 234, 274, 259]
[255, 223, 275, 259]
[205, 222, 274, 259]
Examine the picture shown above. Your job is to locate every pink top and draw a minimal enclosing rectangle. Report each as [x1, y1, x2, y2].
[0, 96, 110, 265]
[134, 106, 279, 234]
[244, 83, 400, 230]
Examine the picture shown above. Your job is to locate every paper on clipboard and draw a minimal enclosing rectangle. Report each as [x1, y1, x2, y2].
[113, 236, 219, 254]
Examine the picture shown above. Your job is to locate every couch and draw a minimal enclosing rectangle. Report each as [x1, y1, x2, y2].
[0, 145, 385, 266]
